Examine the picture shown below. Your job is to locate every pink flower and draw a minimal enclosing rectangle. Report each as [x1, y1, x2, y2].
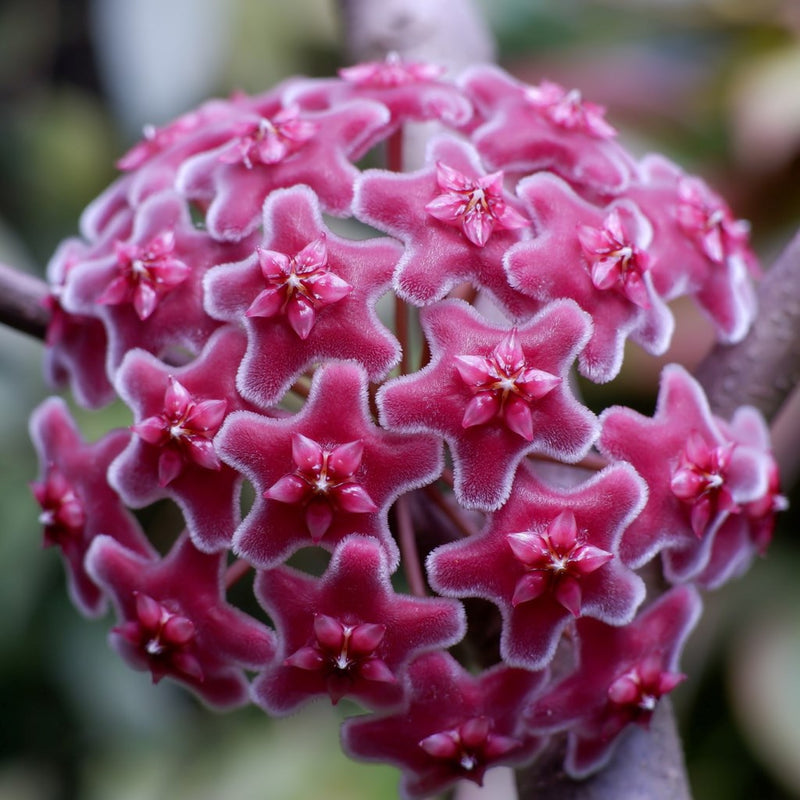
[132, 376, 227, 486]
[598, 364, 773, 572]
[29, 397, 153, 616]
[97, 230, 190, 320]
[252, 536, 465, 713]
[524, 80, 617, 139]
[204, 185, 400, 407]
[110, 327, 251, 552]
[425, 162, 529, 247]
[216, 361, 442, 568]
[87, 532, 276, 707]
[217, 107, 318, 169]
[577, 206, 652, 308]
[355, 135, 534, 312]
[339, 52, 445, 88]
[265, 434, 378, 542]
[453, 326, 562, 439]
[247, 235, 352, 339]
[461, 65, 634, 193]
[378, 299, 596, 509]
[506, 173, 672, 382]
[428, 463, 646, 669]
[526, 585, 701, 778]
[343, 651, 545, 799]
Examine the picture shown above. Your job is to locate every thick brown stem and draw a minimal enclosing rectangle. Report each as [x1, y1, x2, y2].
[0, 263, 50, 339]
[695, 231, 800, 420]
[517, 702, 691, 800]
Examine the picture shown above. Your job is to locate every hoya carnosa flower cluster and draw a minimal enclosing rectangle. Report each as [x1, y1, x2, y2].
[30, 55, 785, 798]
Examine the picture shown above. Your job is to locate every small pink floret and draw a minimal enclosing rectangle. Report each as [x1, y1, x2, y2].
[676, 176, 753, 267]
[132, 376, 226, 486]
[670, 432, 738, 537]
[455, 328, 561, 440]
[247, 236, 352, 339]
[425, 163, 528, 247]
[419, 717, 518, 781]
[339, 51, 444, 88]
[219, 106, 318, 169]
[98, 231, 190, 320]
[578, 207, 652, 308]
[506, 510, 613, 614]
[606, 655, 685, 726]
[115, 592, 203, 683]
[284, 613, 393, 704]
[525, 81, 616, 139]
[31, 468, 86, 547]
[265, 433, 378, 541]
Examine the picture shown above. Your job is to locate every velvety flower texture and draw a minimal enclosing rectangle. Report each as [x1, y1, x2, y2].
[32, 53, 784, 797]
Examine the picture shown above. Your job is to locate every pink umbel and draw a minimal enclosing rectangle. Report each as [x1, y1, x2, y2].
[32, 53, 783, 797]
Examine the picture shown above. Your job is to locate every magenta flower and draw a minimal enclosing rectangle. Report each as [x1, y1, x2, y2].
[461, 64, 635, 193]
[265, 433, 379, 542]
[61, 191, 253, 376]
[453, 326, 562, 440]
[287, 52, 472, 131]
[252, 535, 465, 713]
[96, 230, 190, 320]
[627, 154, 757, 343]
[246, 235, 352, 339]
[86, 532, 276, 707]
[598, 364, 773, 572]
[29, 397, 153, 616]
[526, 585, 701, 778]
[354, 135, 534, 312]
[525, 80, 617, 139]
[343, 651, 546, 799]
[216, 361, 442, 568]
[424, 162, 529, 247]
[505, 172, 673, 382]
[340, 52, 445, 88]
[428, 463, 646, 669]
[204, 185, 400, 407]
[577, 206, 652, 308]
[177, 99, 389, 240]
[110, 326, 251, 552]
[217, 106, 318, 169]
[378, 298, 596, 509]
[131, 375, 227, 486]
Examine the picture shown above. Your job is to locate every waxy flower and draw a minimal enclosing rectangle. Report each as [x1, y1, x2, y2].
[379, 298, 596, 509]
[506, 173, 672, 382]
[265, 434, 378, 542]
[87, 532, 276, 707]
[343, 651, 545, 799]
[218, 106, 318, 169]
[110, 327, 250, 552]
[29, 397, 153, 616]
[217, 361, 442, 568]
[598, 365, 773, 573]
[526, 585, 701, 777]
[252, 536, 465, 713]
[131, 376, 227, 487]
[454, 327, 562, 440]
[97, 230, 190, 320]
[428, 463, 646, 669]
[247, 235, 352, 340]
[425, 162, 528, 248]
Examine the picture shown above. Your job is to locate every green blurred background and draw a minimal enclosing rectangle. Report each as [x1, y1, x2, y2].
[2, 1, 800, 798]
